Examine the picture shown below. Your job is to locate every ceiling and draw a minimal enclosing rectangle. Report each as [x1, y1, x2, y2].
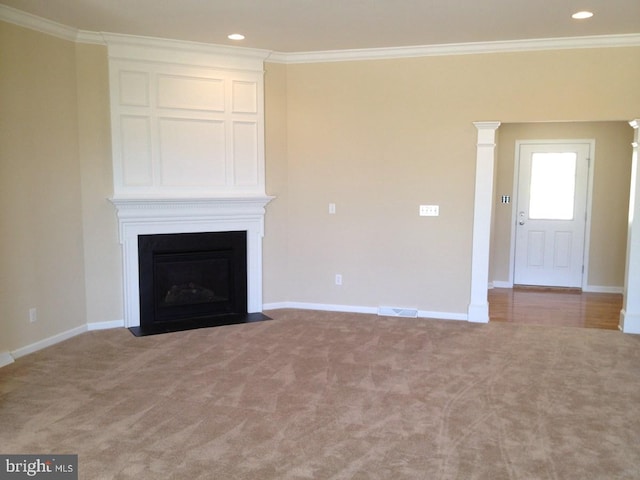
[1, 0, 639, 53]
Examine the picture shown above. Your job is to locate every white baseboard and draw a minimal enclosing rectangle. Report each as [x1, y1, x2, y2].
[263, 302, 467, 321]
[11, 324, 87, 360]
[261, 302, 291, 310]
[490, 283, 622, 293]
[87, 319, 125, 331]
[583, 285, 624, 294]
[422, 310, 467, 321]
[491, 281, 513, 289]
[4, 319, 125, 366]
[0, 351, 15, 368]
[264, 301, 378, 314]
[620, 309, 640, 334]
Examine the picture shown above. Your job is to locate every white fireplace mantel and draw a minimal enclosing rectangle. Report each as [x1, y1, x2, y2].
[110, 196, 273, 328]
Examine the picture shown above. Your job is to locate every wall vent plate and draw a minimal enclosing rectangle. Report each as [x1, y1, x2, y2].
[377, 306, 419, 318]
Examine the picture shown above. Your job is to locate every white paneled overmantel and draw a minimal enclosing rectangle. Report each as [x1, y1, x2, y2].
[106, 34, 274, 326]
[106, 34, 271, 198]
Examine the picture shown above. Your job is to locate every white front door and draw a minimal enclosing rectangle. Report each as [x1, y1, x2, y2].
[514, 142, 591, 288]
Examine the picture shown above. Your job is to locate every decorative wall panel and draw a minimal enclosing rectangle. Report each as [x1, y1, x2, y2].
[157, 75, 225, 112]
[107, 35, 268, 198]
[120, 116, 152, 186]
[232, 80, 258, 113]
[233, 121, 259, 186]
[119, 71, 149, 107]
[159, 118, 226, 187]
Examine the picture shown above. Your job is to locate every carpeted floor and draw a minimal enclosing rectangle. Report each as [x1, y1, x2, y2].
[1, 309, 640, 479]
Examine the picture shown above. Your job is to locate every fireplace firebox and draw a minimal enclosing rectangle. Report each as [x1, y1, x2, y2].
[130, 231, 265, 336]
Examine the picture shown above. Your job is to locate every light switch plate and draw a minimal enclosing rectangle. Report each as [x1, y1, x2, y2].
[419, 205, 439, 216]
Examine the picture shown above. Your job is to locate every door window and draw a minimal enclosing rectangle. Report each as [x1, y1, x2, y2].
[529, 152, 577, 220]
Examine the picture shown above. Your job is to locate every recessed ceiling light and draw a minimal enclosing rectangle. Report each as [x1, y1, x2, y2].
[228, 33, 245, 41]
[572, 11, 594, 19]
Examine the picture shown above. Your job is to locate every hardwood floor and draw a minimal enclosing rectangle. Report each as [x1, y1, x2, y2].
[489, 287, 623, 330]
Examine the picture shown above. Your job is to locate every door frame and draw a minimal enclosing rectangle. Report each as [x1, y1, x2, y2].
[508, 139, 596, 289]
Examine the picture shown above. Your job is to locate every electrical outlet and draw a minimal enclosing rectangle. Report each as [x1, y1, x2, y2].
[329, 203, 336, 214]
[335, 274, 342, 286]
[29, 307, 37, 323]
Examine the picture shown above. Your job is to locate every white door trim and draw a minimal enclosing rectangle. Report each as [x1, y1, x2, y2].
[507, 139, 595, 289]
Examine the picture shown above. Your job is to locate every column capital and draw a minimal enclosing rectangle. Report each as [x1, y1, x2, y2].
[473, 121, 501, 131]
[474, 122, 501, 146]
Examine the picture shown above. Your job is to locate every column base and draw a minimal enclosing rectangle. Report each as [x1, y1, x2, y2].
[467, 302, 489, 323]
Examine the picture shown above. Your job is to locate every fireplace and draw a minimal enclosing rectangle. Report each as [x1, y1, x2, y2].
[110, 196, 273, 333]
[136, 231, 248, 334]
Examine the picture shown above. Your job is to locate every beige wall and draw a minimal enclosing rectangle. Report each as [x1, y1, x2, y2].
[76, 43, 122, 325]
[2, 15, 640, 356]
[281, 60, 478, 312]
[0, 22, 87, 352]
[270, 49, 639, 313]
[491, 122, 633, 289]
[263, 62, 290, 303]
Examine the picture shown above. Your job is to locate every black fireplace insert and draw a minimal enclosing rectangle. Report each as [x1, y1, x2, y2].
[131, 231, 267, 336]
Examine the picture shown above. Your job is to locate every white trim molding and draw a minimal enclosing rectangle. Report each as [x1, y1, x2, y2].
[620, 120, 640, 334]
[469, 122, 501, 323]
[2, 4, 639, 63]
[0, 352, 15, 368]
[490, 283, 623, 293]
[583, 285, 625, 294]
[0, 4, 78, 42]
[0, 320, 125, 368]
[11, 325, 87, 360]
[104, 32, 270, 70]
[267, 34, 640, 64]
[263, 302, 467, 321]
[87, 319, 125, 331]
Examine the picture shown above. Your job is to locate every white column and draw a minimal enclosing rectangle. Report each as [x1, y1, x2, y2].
[468, 122, 501, 323]
[620, 119, 640, 333]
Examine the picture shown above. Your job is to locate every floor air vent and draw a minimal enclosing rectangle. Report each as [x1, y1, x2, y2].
[377, 307, 419, 318]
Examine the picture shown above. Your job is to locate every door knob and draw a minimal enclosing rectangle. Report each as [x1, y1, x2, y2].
[518, 211, 525, 225]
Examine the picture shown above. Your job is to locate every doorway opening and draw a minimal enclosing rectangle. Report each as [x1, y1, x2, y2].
[477, 121, 635, 329]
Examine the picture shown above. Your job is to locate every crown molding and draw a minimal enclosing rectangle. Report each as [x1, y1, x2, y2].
[268, 34, 640, 64]
[0, 3, 78, 42]
[0, 4, 106, 45]
[103, 32, 270, 69]
[76, 30, 107, 45]
[2, 4, 639, 64]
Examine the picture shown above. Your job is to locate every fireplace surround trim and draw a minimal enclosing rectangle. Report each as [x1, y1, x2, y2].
[110, 196, 273, 328]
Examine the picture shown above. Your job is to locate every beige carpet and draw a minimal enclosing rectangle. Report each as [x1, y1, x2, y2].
[2, 309, 640, 479]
